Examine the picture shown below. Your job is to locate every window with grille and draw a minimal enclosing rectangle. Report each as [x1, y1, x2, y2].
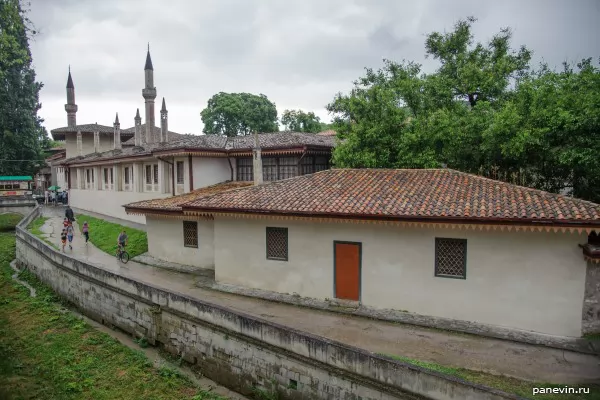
[183, 221, 198, 248]
[145, 165, 152, 184]
[301, 156, 314, 175]
[278, 156, 298, 179]
[236, 158, 253, 181]
[263, 158, 277, 181]
[176, 161, 184, 184]
[266, 227, 288, 261]
[315, 156, 329, 172]
[153, 164, 159, 184]
[435, 238, 467, 279]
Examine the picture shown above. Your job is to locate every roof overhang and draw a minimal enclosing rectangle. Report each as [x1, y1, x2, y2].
[179, 208, 600, 233]
[151, 148, 229, 158]
[66, 153, 153, 167]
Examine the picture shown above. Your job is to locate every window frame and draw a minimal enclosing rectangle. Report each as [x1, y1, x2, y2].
[434, 237, 467, 280]
[265, 227, 289, 261]
[176, 161, 184, 184]
[183, 221, 198, 248]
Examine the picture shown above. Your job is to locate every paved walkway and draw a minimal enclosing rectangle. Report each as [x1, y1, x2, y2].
[36, 208, 600, 384]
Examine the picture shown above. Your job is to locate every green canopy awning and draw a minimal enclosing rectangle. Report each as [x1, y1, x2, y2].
[0, 176, 32, 181]
[48, 185, 61, 191]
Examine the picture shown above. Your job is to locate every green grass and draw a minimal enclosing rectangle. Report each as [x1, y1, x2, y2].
[381, 353, 600, 400]
[25, 216, 58, 249]
[0, 213, 22, 232]
[0, 225, 227, 400]
[75, 213, 148, 257]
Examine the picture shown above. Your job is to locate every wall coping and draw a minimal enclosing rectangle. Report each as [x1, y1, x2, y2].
[16, 208, 523, 400]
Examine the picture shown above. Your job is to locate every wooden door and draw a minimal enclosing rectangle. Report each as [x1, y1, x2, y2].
[334, 241, 361, 301]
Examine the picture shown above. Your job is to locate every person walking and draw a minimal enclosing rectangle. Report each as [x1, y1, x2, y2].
[44, 190, 49, 205]
[66, 222, 74, 250]
[65, 206, 75, 223]
[60, 229, 67, 252]
[82, 221, 90, 245]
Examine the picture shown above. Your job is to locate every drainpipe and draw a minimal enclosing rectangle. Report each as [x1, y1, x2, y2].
[188, 154, 194, 191]
[252, 131, 263, 185]
[297, 147, 307, 175]
[227, 157, 234, 181]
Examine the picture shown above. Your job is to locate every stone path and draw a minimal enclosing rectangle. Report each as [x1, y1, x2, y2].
[35, 208, 600, 384]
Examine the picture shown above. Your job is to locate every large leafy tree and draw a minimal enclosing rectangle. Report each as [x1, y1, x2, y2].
[327, 16, 600, 203]
[280, 109, 322, 133]
[0, 0, 48, 176]
[200, 92, 279, 136]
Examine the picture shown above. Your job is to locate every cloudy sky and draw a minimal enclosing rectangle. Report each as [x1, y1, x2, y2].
[28, 0, 599, 135]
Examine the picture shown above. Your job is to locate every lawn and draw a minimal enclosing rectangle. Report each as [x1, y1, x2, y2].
[381, 353, 600, 400]
[75, 213, 148, 257]
[0, 213, 22, 232]
[0, 215, 226, 400]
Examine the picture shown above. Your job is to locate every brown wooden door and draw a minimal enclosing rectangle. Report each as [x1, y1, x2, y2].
[334, 241, 361, 301]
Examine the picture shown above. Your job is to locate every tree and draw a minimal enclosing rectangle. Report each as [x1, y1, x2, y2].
[200, 92, 278, 136]
[0, 0, 48, 177]
[280, 109, 322, 133]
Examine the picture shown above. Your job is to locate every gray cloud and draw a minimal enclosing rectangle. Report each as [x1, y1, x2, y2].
[27, 0, 600, 135]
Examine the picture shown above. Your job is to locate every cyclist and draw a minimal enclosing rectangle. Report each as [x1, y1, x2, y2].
[117, 229, 128, 255]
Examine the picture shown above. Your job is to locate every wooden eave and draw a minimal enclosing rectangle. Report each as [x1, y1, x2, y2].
[180, 207, 600, 233]
[66, 153, 153, 167]
[151, 148, 229, 158]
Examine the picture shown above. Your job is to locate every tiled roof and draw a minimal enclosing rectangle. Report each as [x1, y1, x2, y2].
[124, 181, 252, 212]
[144, 134, 228, 151]
[60, 145, 155, 165]
[228, 132, 336, 150]
[51, 123, 115, 134]
[317, 129, 337, 136]
[182, 169, 600, 225]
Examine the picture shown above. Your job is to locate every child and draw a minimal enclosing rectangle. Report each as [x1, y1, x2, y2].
[63, 218, 69, 229]
[66, 222, 74, 250]
[82, 221, 89, 245]
[60, 229, 67, 252]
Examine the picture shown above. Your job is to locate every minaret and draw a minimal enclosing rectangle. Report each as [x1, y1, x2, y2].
[113, 113, 121, 149]
[142, 43, 157, 144]
[65, 66, 78, 127]
[253, 131, 263, 185]
[134, 108, 142, 146]
[160, 97, 168, 142]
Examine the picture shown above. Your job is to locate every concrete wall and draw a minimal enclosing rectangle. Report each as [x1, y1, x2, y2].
[214, 217, 588, 338]
[70, 188, 170, 224]
[192, 157, 232, 190]
[15, 212, 517, 400]
[583, 262, 600, 335]
[146, 217, 215, 269]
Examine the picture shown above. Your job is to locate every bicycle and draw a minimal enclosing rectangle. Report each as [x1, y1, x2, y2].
[115, 244, 130, 263]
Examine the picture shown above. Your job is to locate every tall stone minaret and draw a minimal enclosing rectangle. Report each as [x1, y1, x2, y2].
[142, 44, 157, 144]
[113, 113, 121, 149]
[65, 66, 78, 127]
[160, 97, 168, 142]
[134, 108, 142, 146]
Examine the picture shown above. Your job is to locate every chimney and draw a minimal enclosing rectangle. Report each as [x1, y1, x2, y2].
[113, 113, 121, 149]
[134, 108, 142, 146]
[252, 131, 263, 185]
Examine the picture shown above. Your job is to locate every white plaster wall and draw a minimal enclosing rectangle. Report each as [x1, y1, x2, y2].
[99, 133, 114, 153]
[192, 157, 232, 189]
[214, 217, 588, 337]
[146, 217, 215, 269]
[64, 134, 98, 158]
[70, 188, 170, 224]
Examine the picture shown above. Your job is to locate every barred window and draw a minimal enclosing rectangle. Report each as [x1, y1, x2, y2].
[278, 156, 298, 179]
[236, 158, 253, 181]
[183, 221, 198, 248]
[176, 161, 184, 184]
[435, 238, 467, 279]
[145, 165, 152, 184]
[315, 156, 329, 172]
[153, 164, 159, 184]
[263, 158, 277, 181]
[301, 156, 314, 175]
[266, 227, 288, 261]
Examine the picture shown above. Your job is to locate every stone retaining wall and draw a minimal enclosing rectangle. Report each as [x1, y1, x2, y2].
[15, 207, 522, 400]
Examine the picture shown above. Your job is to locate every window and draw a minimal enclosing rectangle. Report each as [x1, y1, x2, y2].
[301, 156, 314, 175]
[236, 158, 253, 181]
[145, 165, 152, 184]
[266, 227, 288, 261]
[86, 169, 91, 183]
[263, 158, 277, 181]
[435, 238, 467, 279]
[176, 161, 184, 184]
[110, 168, 113, 184]
[124, 167, 130, 184]
[153, 164, 159, 184]
[183, 221, 198, 248]
[315, 156, 329, 172]
[278, 157, 298, 179]
[103, 168, 109, 184]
